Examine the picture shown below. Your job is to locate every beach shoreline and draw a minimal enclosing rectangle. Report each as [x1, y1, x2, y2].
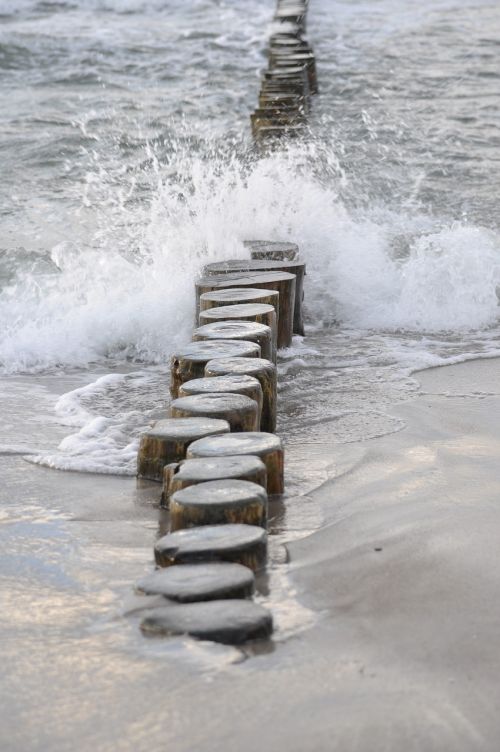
[1, 355, 500, 750]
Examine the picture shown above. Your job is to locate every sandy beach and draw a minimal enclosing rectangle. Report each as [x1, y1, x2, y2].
[2, 0, 500, 748]
[1, 355, 499, 751]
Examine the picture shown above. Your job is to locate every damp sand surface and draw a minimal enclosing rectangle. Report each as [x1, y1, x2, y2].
[0, 357, 499, 750]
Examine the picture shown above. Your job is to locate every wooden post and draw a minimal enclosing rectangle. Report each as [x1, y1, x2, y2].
[163, 454, 267, 503]
[140, 599, 273, 644]
[195, 271, 295, 348]
[205, 356, 277, 434]
[170, 339, 261, 399]
[254, 124, 308, 145]
[251, 108, 306, 136]
[187, 431, 284, 496]
[170, 393, 259, 432]
[169, 479, 268, 531]
[261, 81, 308, 97]
[137, 417, 230, 482]
[258, 92, 308, 111]
[203, 259, 305, 337]
[135, 562, 255, 602]
[271, 52, 317, 94]
[179, 374, 263, 422]
[198, 304, 276, 361]
[154, 523, 268, 571]
[200, 286, 279, 315]
[193, 320, 274, 364]
[243, 239, 299, 261]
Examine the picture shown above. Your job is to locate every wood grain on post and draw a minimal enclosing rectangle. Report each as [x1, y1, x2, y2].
[199, 288, 280, 359]
[261, 83, 308, 99]
[140, 599, 273, 644]
[262, 71, 309, 96]
[274, 7, 307, 31]
[269, 37, 311, 51]
[137, 417, 230, 482]
[203, 259, 305, 337]
[135, 562, 255, 602]
[200, 286, 279, 315]
[254, 124, 308, 145]
[243, 239, 299, 261]
[264, 63, 308, 80]
[251, 109, 306, 135]
[179, 374, 263, 422]
[163, 454, 267, 503]
[170, 339, 260, 399]
[154, 523, 268, 571]
[251, 107, 307, 123]
[271, 53, 317, 94]
[198, 304, 276, 362]
[170, 393, 259, 432]
[258, 92, 308, 111]
[204, 356, 277, 434]
[187, 431, 284, 496]
[195, 271, 295, 348]
[169, 479, 268, 531]
[193, 320, 274, 363]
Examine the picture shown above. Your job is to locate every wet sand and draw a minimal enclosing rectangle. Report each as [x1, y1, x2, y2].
[2, 357, 500, 751]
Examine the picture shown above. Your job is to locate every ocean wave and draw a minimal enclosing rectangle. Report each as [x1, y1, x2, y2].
[0, 139, 499, 376]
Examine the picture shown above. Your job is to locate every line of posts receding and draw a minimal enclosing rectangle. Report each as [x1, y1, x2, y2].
[251, 0, 317, 146]
[132, 0, 316, 646]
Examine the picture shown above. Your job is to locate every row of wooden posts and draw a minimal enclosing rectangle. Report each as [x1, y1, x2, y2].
[132, 0, 316, 646]
[251, 0, 317, 144]
[135, 241, 307, 644]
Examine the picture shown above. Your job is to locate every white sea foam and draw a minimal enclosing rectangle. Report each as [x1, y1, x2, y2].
[2, 132, 500, 475]
[1, 141, 499, 377]
[30, 369, 167, 475]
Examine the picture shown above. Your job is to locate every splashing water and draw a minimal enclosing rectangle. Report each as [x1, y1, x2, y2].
[1, 0, 500, 475]
[1, 137, 500, 377]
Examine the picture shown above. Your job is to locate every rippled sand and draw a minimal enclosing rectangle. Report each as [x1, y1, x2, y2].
[1, 357, 499, 751]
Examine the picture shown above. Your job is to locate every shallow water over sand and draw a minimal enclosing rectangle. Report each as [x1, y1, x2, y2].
[3, 356, 500, 751]
[2, 0, 500, 747]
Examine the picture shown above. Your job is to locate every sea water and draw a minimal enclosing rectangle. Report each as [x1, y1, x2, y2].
[1, 0, 500, 476]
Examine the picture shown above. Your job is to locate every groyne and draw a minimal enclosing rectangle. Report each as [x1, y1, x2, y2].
[251, 0, 317, 145]
[134, 0, 317, 646]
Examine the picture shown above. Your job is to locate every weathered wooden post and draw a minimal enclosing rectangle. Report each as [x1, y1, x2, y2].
[137, 417, 230, 482]
[200, 286, 279, 315]
[140, 599, 273, 644]
[135, 561, 255, 602]
[154, 523, 268, 571]
[262, 75, 309, 98]
[193, 320, 274, 363]
[274, 7, 307, 32]
[258, 91, 309, 111]
[169, 479, 268, 531]
[187, 432, 284, 496]
[163, 454, 267, 503]
[179, 374, 263, 422]
[269, 36, 311, 51]
[260, 85, 308, 102]
[251, 109, 307, 137]
[271, 52, 317, 93]
[170, 393, 259, 432]
[170, 339, 261, 399]
[264, 64, 309, 93]
[203, 259, 305, 337]
[204, 356, 277, 433]
[195, 271, 295, 348]
[254, 124, 308, 146]
[198, 305, 276, 361]
[243, 240, 299, 261]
